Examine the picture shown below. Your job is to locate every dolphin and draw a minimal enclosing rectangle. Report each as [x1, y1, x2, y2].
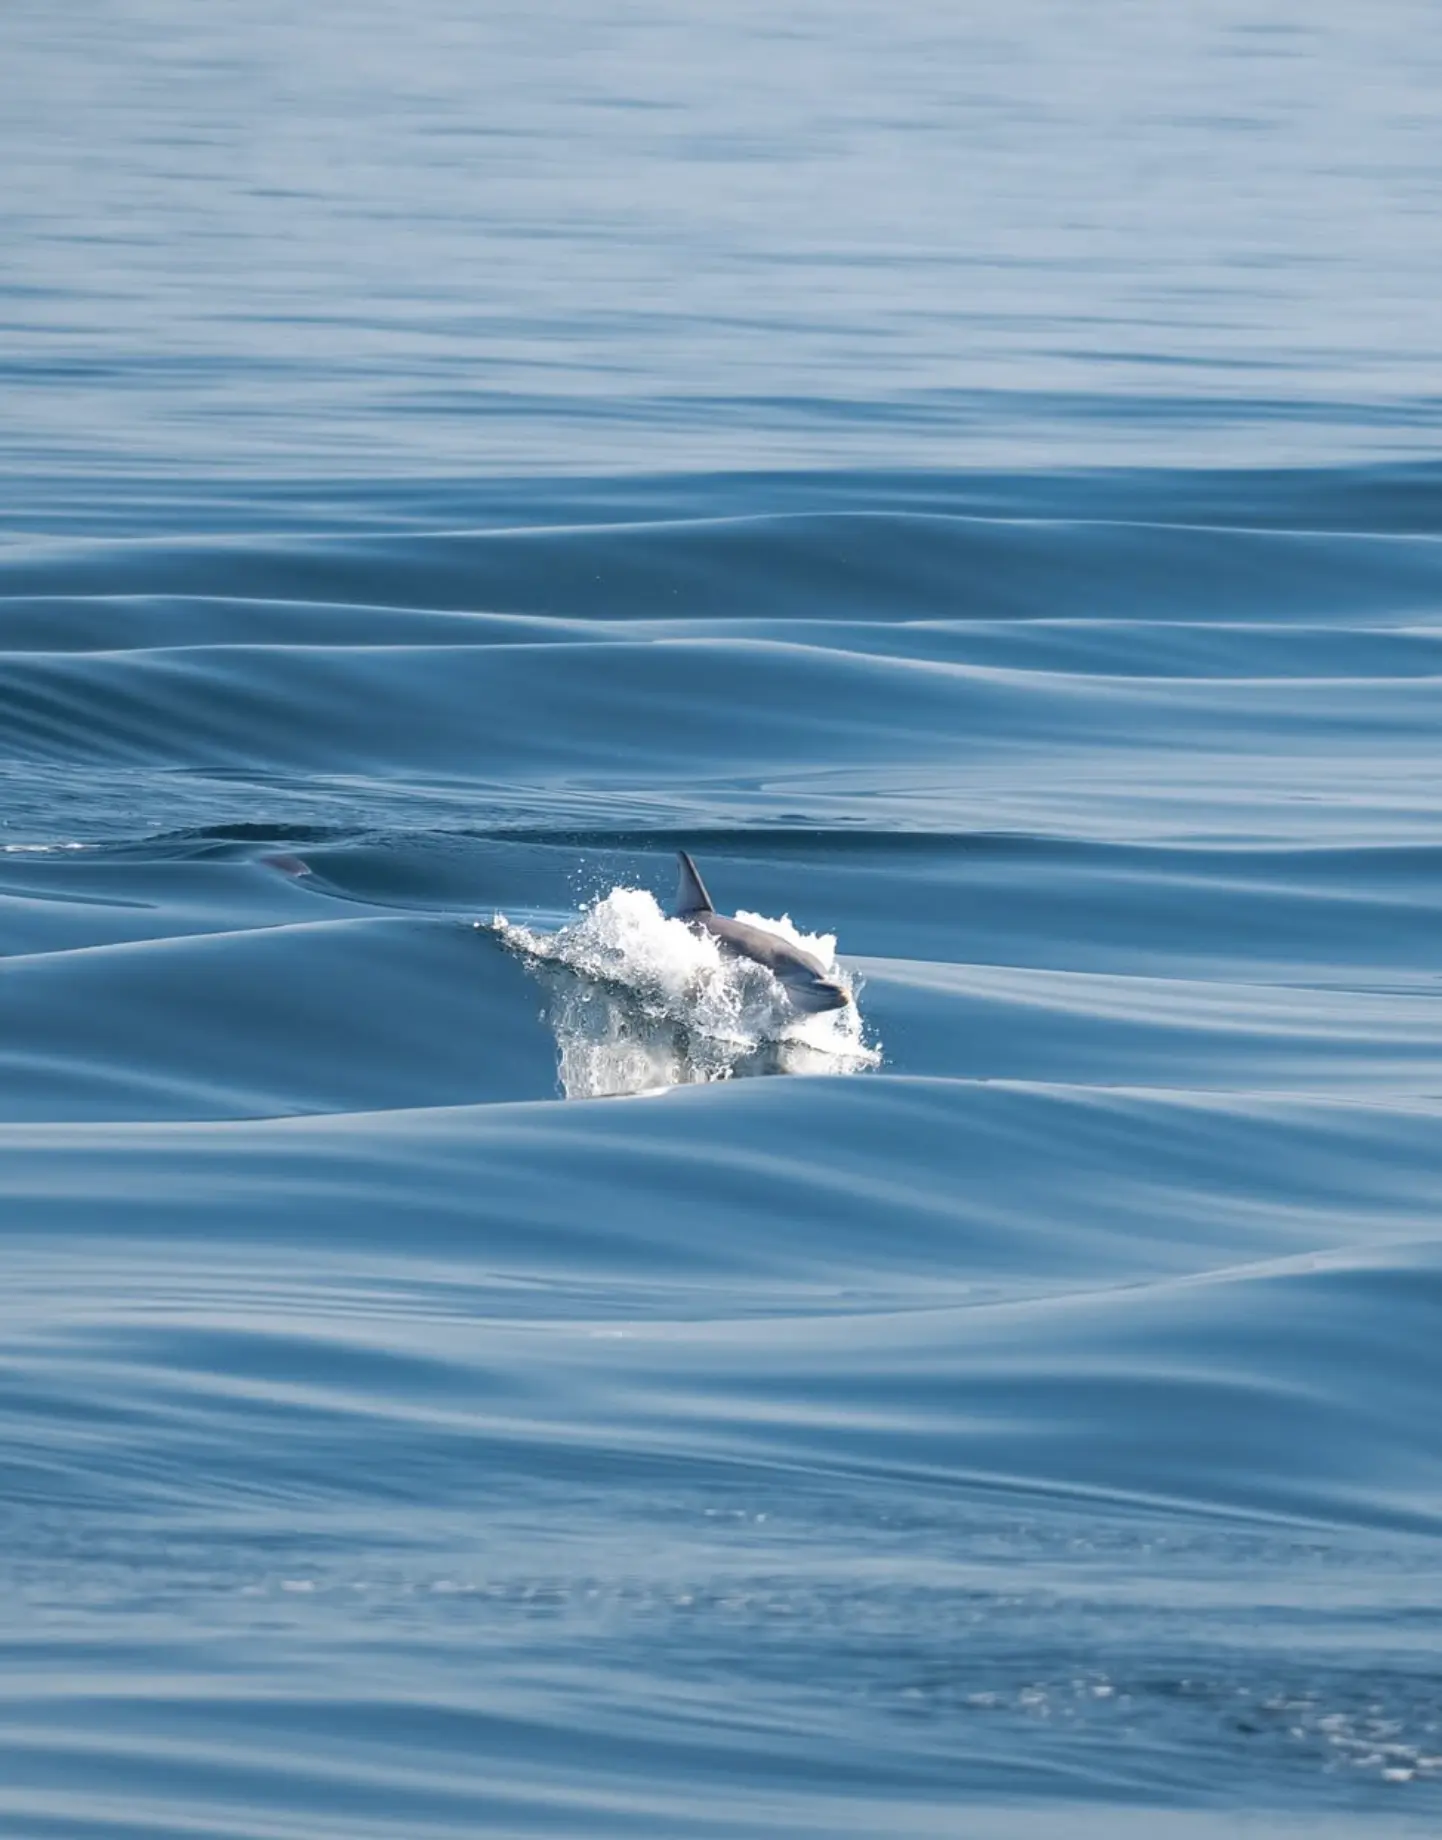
[672, 851, 851, 1014]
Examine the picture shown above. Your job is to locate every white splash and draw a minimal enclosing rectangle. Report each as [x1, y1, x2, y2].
[489, 884, 879, 1099]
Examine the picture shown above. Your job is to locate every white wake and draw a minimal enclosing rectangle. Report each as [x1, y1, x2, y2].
[488, 885, 879, 1098]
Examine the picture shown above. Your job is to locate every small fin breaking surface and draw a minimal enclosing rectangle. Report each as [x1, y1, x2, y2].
[674, 850, 714, 916]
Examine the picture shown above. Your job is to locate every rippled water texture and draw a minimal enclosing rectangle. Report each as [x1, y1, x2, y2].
[4, 4, 1442, 1837]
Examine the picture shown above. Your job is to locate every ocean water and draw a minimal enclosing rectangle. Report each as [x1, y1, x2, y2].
[4, 4, 1442, 1836]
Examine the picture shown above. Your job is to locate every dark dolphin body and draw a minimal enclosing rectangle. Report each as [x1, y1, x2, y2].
[672, 852, 851, 1014]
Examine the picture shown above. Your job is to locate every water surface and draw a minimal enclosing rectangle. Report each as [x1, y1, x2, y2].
[3, 4, 1442, 1836]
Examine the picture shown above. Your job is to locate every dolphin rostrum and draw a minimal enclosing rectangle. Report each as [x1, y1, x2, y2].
[672, 851, 851, 1014]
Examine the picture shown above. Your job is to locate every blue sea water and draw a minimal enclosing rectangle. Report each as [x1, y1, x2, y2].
[3, 3, 1442, 1836]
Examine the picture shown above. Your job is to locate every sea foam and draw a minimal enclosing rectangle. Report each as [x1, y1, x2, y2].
[490, 885, 878, 1098]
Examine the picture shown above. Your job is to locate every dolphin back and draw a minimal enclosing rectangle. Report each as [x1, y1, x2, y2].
[672, 851, 849, 1012]
[674, 851, 714, 916]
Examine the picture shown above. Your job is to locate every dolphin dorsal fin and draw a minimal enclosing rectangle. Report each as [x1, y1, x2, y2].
[674, 850, 714, 916]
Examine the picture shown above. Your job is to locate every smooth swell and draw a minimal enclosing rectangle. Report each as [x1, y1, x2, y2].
[6, 1, 1442, 1832]
[4, 467, 1442, 1838]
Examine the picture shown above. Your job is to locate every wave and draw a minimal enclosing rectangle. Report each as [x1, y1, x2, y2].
[3, 466, 1441, 1832]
